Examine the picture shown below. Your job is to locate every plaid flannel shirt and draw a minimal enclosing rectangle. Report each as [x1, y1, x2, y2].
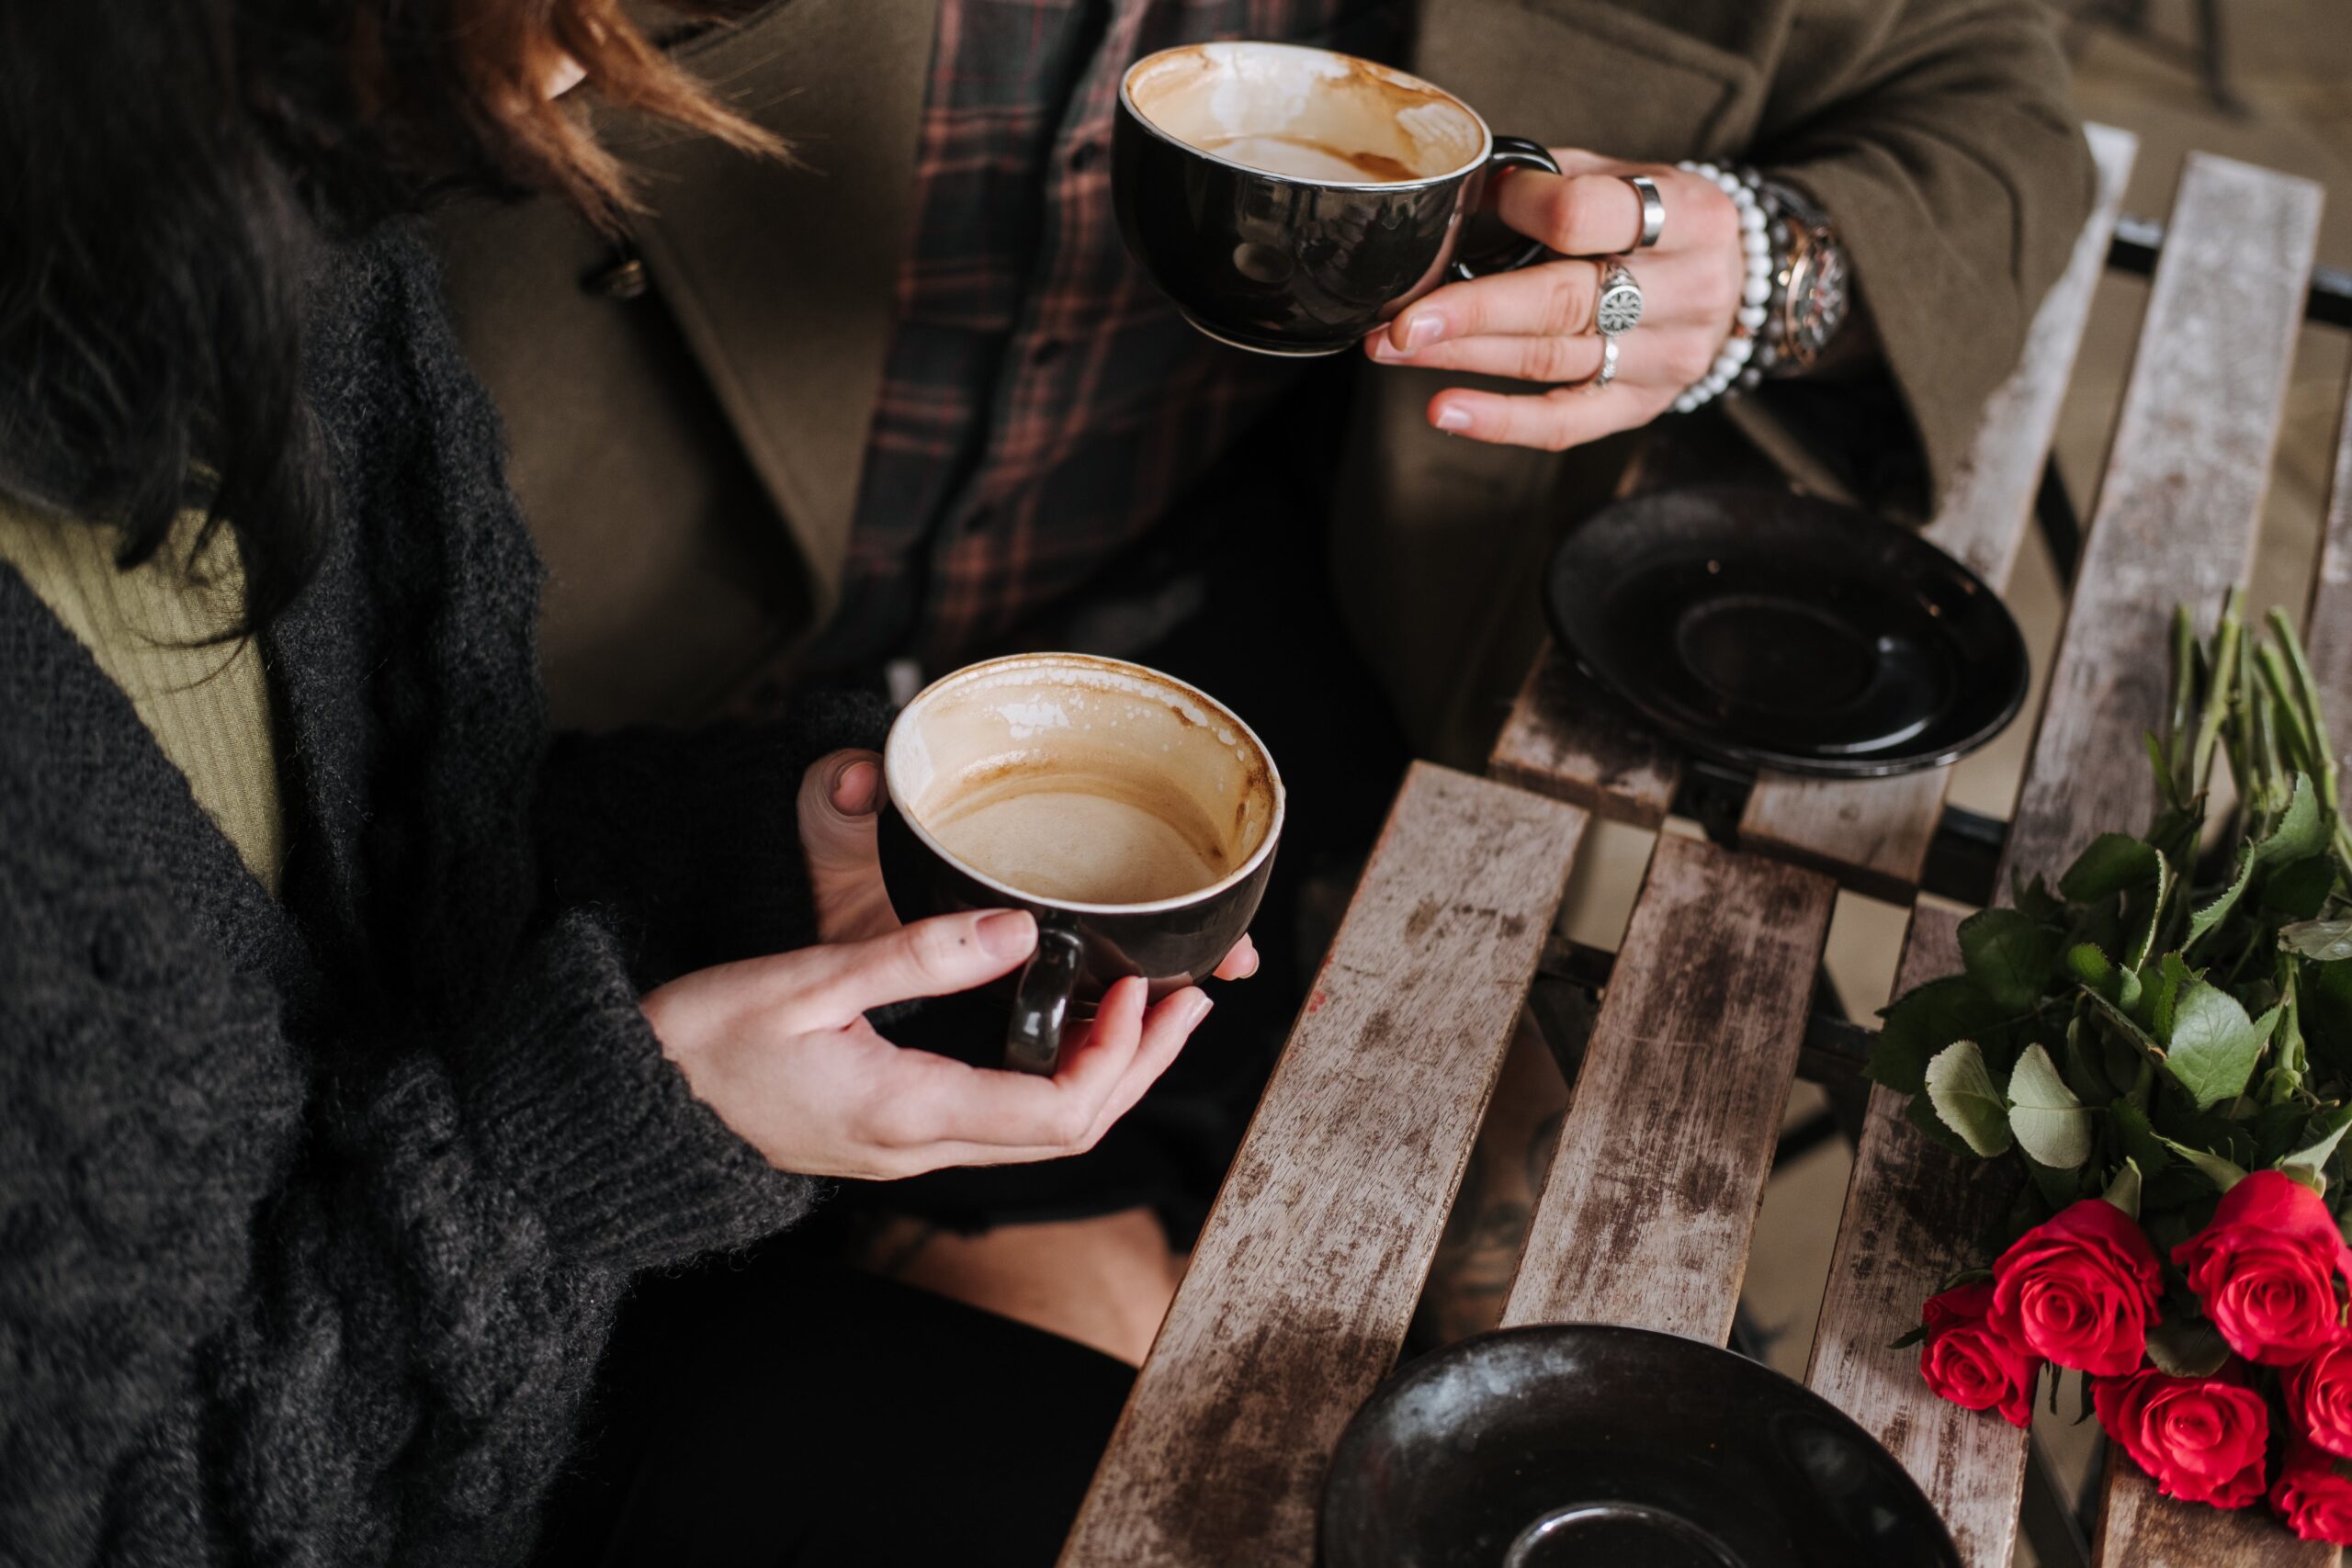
[811, 0, 1396, 672]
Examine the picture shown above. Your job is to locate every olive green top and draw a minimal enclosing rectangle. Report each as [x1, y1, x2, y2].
[0, 500, 286, 897]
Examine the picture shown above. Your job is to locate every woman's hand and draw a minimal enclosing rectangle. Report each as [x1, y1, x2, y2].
[1365, 152, 1746, 452]
[795, 749, 1259, 977]
[643, 909, 1215, 1179]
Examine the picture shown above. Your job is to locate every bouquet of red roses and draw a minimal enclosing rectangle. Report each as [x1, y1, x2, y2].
[1871, 595, 2352, 1543]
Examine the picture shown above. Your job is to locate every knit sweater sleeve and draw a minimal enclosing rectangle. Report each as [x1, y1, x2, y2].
[0, 799, 817, 1563]
[534, 691, 893, 986]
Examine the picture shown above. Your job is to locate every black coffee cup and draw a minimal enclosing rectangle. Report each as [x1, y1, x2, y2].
[1114, 40, 1561, 355]
[878, 653, 1284, 1074]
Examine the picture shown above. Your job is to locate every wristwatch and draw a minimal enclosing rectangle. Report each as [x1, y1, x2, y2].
[1757, 179, 1849, 377]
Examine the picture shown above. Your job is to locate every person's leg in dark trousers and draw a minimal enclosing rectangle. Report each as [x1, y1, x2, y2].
[535, 1249, 1134, 1568]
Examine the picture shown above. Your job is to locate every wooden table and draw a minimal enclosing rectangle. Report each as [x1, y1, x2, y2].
[1061, 129, 2346, 1568]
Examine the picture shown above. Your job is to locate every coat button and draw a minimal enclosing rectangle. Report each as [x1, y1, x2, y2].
[583, 256, 650, 300]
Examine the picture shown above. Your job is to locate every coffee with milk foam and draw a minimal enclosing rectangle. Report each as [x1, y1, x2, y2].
[889, 659, 1278, 908]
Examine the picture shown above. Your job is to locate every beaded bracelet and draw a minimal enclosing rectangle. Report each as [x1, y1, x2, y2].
[1671, 160, 1772, 414]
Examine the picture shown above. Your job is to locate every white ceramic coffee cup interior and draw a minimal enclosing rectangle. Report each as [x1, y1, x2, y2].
[884, 654, 1284, 913]
[1122, 41, 1487, 186]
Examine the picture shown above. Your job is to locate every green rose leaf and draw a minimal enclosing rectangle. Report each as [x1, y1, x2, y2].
[2146, 1315, 2232, 1378]
[2059, 833, 2161, 903]
[2111, 1099, 2172, 1176]
[2007, 1043, 2092, 1169]
[2066, 942, 2116, 994]
[2156, 1134, 2248, 1193]
[2186, 848, 2256, 953]
[1905, 1089, 1975, 1156]
[2165, 984, 2280, 1110]
[2282, 919, 2352, 964]
[2265, 855, 2337, 919]
[1869, 976, 2009, 1096]
[1960, 908, 2057, 1015]
[2131, 854, 2177, 973]
[2152, 953, 2200, 1043]
[2260, 773, 2328, 869]
[2196, 778, 2331, 950]
[1924, 1040, 2015, 1158]
[2280, 1102, 2352, 1183]
[2102, 1156, 2144, 1220]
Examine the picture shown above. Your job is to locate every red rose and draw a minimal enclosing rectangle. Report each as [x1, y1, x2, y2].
[1989, 1196, 2164, 1375]
[2173, 1169, 2352, 1366]
[1918, 1282, 2040, 1427]
[2093, 1365, 2269, 1508]
[2288, 1334, 2352, 1459]
[2273, 1438, 2352, 1544]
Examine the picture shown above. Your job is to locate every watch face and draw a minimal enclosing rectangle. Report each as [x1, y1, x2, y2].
[1794, 240, 1849, 361]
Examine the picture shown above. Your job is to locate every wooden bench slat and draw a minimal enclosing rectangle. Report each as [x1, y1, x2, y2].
[2073, 152, 2326, 1568]
[2091, 179, 2342, 1568]
[2301, 353, 2352, 707]
[1736, 126, 2141, 901]
[1059, 763, 1586, 1568]
[1498, 833, 1835, 1337]
[1489, 641, 1680, 828]
[2094, 1464, 2333, 1568]
[2005, 152, 2324, 888]
[1804, 907, 2030, 1568]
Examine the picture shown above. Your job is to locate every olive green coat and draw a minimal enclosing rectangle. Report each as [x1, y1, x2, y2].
[434, 0, 2092, 756]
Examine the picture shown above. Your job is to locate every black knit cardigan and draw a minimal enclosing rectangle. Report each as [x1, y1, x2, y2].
[0, 225, 881, 1565]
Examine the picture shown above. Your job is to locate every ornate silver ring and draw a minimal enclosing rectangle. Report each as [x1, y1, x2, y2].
[1585, 333, 1620, 394]
[1595, 259, 1643, 336]
[1621, 175, 1665, 249]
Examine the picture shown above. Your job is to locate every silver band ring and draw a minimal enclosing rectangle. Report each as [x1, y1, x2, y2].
[1585, 333, 1620, 394]
[1622, 175, 1665, 249]
[1595, 259, 1643, 335]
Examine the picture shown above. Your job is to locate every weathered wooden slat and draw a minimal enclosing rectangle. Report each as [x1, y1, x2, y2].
[1804, 907, 2030, 1568]
[1498, 833, 1835, 1337]
[2301, 355, 2352, 710]
[1488, 640, 1680, 828]
[1059, 763, 1586, 1568]
[2065, 153, 2331, 1568]
[1737, 126, 2140, 901]
[2002, 152, 2323, 887]
[2093, 1462, 2334, 1568]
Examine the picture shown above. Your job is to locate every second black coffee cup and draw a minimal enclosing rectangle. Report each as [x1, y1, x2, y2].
[878, 654, 1283, 1074]
[1114, 40, 1561, 355]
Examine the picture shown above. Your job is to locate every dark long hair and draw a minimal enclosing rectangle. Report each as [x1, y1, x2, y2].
[0, 0, 776, 627]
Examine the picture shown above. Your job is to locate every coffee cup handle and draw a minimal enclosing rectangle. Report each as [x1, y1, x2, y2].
[1451, 137, 1564, 282]
[1005, 924, 1088, 1075]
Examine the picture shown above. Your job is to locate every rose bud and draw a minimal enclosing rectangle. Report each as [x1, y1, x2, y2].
[2094, 1365, 2270, 1508]
[2288, 1334, 2352, 1460]
[2173, 1169, 2352, 1367]
[1918, 1281, 2040, 1427]
[1990, 1196, 2164, 1376]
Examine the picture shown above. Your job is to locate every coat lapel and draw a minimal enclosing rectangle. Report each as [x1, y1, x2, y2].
[607, 0, 943, 626]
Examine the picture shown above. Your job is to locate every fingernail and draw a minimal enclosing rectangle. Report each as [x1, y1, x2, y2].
[1182, 990, 1215, 1027]
[1401, 312, 1445, 351]
[832, 759, 881, 815]
[1434, 404, 1472, 434]
[976, 908, 1036, 960]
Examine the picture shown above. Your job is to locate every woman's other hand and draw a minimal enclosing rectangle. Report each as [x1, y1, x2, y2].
[1366, 152, 1746, 452]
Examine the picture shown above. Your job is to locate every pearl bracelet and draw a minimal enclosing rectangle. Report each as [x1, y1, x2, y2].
[1670, 161, 1771, 415]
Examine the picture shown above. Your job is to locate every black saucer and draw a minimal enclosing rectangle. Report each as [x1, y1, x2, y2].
[1319, 1325, 1960, 1568]
[1544, 487, 2028, 778]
